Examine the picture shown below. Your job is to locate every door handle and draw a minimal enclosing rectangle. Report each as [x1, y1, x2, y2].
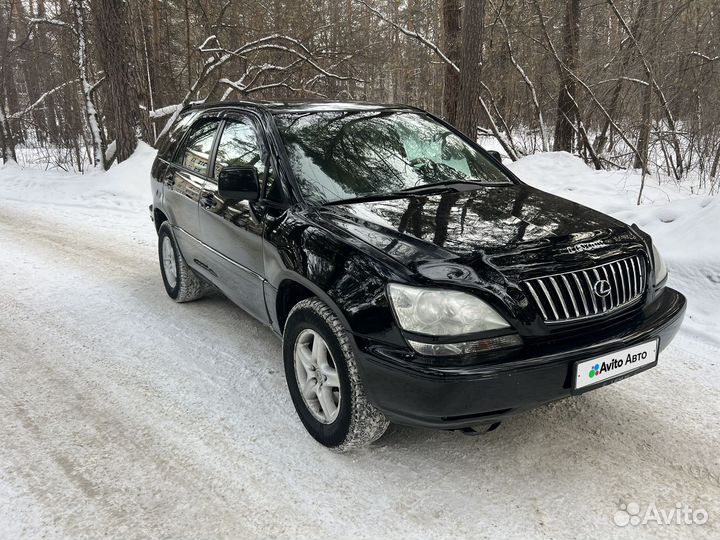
[200, 193, 215, 208]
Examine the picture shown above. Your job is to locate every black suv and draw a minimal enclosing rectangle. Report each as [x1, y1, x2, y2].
[150, 101, 686, 451]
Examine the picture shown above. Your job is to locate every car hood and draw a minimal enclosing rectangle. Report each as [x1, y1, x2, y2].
[315, 184, 647, 283]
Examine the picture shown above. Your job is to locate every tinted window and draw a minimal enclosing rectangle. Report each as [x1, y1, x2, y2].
[274, 111, 512, 204]
[213, 119, 264, 180]
[177, 118, 220, 176]
[157, 110, 199, 161]
[213, 118, 285, 202]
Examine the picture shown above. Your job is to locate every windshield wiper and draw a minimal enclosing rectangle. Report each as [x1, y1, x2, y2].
[322, 186, 455, 206]
[321, 180, 492, 206]
[399, 179, 487, 193]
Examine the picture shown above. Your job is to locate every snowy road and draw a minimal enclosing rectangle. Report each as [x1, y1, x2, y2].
[1, 196, 718, 539]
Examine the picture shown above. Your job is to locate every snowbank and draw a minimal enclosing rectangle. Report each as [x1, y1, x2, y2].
[0, 141, 156, 214]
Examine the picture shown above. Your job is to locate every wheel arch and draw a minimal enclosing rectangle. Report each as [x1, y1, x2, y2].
[154, 207, 169, 233]
[273, 275, 355, 337]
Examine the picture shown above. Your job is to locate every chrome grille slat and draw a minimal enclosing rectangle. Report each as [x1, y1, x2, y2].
[549, 276, 571, 319]
[639, 258, 646, 292]
[571, 273, 590, 316]
[623, 258, 635, 297]
[537, 279, 559, 320]
[617, 260, 627, 304]
[526, 281, 549, 320]
[560, 274, 580, 317]
[582, 270, 599, 314]
[606, 263, 619, 307]
[524, 254, 646, 324]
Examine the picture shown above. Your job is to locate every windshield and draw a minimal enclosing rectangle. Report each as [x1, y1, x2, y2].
[274, 110, 513, 204]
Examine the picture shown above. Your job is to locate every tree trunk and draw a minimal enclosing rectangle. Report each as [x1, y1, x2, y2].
[72, 0, 106, 170]
[553, 0, 581, 152]
[634, 83, 653, 170]
[633, 0, 655, 171]
[455, 0, 484, 139]
[441, 0, 460, 125]
[709, 142, 720, 180]
[91, 0, 139, 164]
[0, 0, 18, 162]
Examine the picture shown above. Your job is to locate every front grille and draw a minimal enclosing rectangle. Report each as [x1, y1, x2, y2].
[524, 254, 646, 324]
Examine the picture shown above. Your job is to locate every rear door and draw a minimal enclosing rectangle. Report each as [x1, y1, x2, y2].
[163, 113, 222, 265]
[196, 112, 270, 322]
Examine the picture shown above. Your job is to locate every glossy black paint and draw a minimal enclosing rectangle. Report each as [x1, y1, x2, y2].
[151, 100, 686, 430]
[359, 286, 685, 428]
[217, 167, 261, 201]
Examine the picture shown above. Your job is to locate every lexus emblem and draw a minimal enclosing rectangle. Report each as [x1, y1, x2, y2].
[593, 279, 612, 298]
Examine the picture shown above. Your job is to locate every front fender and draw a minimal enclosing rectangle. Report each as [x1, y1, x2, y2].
[263, 209, 407, 346]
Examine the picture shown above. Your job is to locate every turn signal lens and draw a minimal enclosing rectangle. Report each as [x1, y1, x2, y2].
[407, 334, 522, 356]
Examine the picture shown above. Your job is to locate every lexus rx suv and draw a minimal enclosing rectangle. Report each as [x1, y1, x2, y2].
[150, 101, 686, 451]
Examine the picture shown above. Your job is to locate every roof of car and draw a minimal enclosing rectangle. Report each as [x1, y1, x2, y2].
[185, 100, 422, 115]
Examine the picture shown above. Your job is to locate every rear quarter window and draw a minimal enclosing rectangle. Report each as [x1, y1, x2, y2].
[156, 110, 199, 161]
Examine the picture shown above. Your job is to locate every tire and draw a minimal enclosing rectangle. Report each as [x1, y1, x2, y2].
[283, 297, 389, 451]
[157, 222, 205, 303]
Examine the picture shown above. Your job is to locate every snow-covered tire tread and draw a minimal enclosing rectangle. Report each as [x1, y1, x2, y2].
[158, 222, 206, 303]
[285, 297, 389, 452]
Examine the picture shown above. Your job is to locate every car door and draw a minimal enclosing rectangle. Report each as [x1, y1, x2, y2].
[197, 112, 270, 323]
[163, 113, 222, 266]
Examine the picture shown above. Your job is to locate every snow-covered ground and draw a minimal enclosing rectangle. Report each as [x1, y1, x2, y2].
[1, 144, 718, 539]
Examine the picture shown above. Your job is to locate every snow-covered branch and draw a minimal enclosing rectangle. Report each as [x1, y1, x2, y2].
[593, 77, 649, 87]
[153, 33, 359, 141]
[148, 104, 184, 119]
[7, 79, 77, 120]
[29, 17, 76, 34]
[690, 51, 720, 63]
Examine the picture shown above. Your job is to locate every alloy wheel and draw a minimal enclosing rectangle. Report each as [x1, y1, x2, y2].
[293, 329, 341, 424]
[161, 236, 177, 288]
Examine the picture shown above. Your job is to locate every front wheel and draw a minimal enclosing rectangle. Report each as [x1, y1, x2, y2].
[283, 298, 389, 451]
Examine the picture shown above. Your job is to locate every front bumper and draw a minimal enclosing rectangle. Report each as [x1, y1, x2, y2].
[355, 287, 686, 429]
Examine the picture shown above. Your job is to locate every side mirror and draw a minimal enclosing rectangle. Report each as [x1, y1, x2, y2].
[487, 150, 502, 163]
[217, 167, 260, 201]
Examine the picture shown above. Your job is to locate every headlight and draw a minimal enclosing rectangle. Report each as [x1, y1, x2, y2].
[652, 243, 668, 284]
[387, 284, 510, 336]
